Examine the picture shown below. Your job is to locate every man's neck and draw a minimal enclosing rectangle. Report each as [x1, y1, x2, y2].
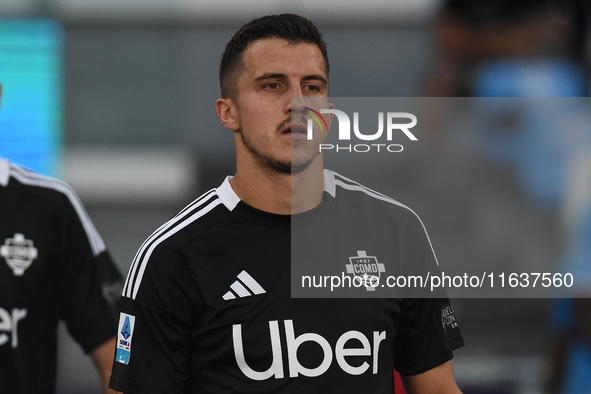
[230, 158, 324, 215]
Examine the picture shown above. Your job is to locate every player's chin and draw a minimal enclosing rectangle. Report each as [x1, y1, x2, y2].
[267, 147, 319, 174]
[268, 156, 313, 175]
[290, 156, 318, 174]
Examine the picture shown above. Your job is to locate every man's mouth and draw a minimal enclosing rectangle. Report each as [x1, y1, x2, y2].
[283, 124, 308, 140]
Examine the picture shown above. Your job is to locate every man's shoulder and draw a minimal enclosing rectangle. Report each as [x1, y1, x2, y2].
[1, 158, 75, 206]
[325, 169, 436, 258]
[120, 183, 236, 301]
[325, 169, 419, 223]
[135, 181, 237, 257]
[0, 158, 108, 256]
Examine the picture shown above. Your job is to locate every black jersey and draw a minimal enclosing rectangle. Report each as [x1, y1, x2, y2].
[109, 169, 463, 394]
[0, 158, 122, 393]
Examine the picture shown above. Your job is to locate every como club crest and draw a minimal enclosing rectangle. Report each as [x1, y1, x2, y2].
[345, 250, 386, 291]
[0, 233, 38, 276]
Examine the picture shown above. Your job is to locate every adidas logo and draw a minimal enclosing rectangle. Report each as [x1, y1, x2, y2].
[223, 270, 266, 300]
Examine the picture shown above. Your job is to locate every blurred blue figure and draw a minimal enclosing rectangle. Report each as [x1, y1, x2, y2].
[432, 0, 591, 211]
[432, 2, 591, 393]
[432, 0, 589, 98]
[550, 199, 591, 393]
[0, 20, 64, 177]
[473, 94, 591, 210]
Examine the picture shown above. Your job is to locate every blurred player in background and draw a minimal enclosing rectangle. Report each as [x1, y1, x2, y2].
[109, 14, 463, 393]
[431, 0, 589, 97]
[0, 84, 123, 393]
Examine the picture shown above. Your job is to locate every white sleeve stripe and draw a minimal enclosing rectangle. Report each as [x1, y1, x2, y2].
[9, 164, 106, 256]
[333, 178, 440, 267]
[331, 170, 393, 201]
[123, 190, 215, 295]
[126, 198, 223, 300]
[122, 190, 218, 297]
[173, 188, 216, 219]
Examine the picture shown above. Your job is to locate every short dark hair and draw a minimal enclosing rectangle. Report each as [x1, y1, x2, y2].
[219, 13, 329, 99]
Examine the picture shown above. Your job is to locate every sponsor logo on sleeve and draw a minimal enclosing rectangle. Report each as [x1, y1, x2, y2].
[116, 313, 135, 365]
[441, 304, 459, 333]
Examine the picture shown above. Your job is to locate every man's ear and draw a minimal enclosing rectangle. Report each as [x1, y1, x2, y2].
[326, 101, 334, 129]
[216, 97, 240, 131]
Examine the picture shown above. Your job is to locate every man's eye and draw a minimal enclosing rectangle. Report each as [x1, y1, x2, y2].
[266, 83, 279, 89]
[305, 85, 320, 92]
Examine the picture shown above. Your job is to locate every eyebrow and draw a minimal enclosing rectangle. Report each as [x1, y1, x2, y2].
[253, 73, 286, 82]
[303, 74, 328, 85]
[253, 73, 328, 85]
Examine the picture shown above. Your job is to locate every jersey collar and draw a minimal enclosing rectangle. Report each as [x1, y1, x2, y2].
[323, 169, 336, 197]
[216, 170, 337, 212]
[217, 176, 240, 211]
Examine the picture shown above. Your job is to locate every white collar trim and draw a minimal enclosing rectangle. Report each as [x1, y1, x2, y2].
[217, 176, 241, 211]
[323, 169, 336, 197]
[0, 157, 10, 186]
[217, 171, 335, 211]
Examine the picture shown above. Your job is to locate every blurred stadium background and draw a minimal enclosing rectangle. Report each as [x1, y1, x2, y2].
[1, 1, 591, 393]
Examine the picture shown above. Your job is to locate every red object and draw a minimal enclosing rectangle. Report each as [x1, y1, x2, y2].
[394, 369, 407, 393]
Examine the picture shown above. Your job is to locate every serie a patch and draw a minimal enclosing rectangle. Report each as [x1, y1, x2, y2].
[116, 313, 135, 365]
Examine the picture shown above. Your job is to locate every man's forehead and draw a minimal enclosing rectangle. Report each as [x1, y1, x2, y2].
[242, 38, 326, 73]
[241, 38, 328, 79]
[244, 37, 317, 52]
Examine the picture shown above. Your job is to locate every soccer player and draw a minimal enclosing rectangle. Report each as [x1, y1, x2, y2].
[0, 85, 123, 393]
[109, 14, 464, 393]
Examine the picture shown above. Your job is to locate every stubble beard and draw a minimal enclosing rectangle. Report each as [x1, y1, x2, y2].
[239, 116, 319, 176]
